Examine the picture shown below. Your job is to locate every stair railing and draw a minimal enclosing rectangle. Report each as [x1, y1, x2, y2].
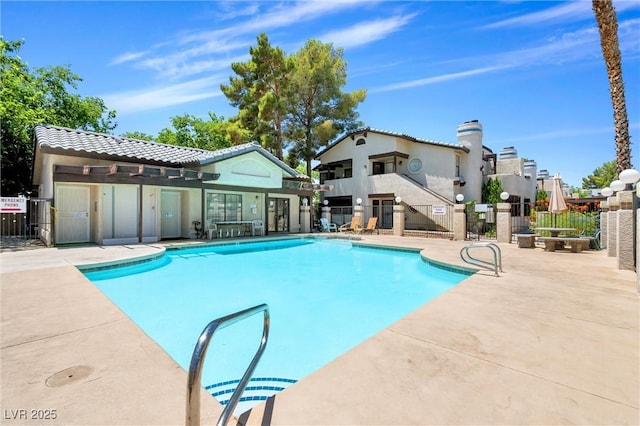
[459, 242, 503, 276]
[186, 303, 270, 426]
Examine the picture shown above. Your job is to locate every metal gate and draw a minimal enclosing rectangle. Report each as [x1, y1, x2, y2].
[0, 198, 52, 250]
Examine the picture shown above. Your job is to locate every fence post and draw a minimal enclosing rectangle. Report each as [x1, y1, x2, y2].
[496, 203, 512, 243]
[607, 195, 619, 257]
[354, 204, 364, 222]
[321, 205, 331, 225]
[453, 204, 466, 241]
[300, 203, 311, 233]
[616, 190, 634, 270]
[393, 204, 405, 236]
[600, 201, 608, 249]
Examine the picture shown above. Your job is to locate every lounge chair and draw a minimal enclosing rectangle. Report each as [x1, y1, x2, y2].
[319, 217, 338, 232]
[339, 216, 362, 233]
[360, 217, 378, 234]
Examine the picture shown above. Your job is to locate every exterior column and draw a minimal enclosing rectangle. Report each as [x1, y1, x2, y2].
[496, 202, 512, 244]
[321, 206, 331, 224]
[616, 190, 635, 271]
[300, 204, 311, 233]
[354, 204, 364, 222]
[453, 204, 466, 241]
[393, 204, 405, 236]
[607, 196, 619, 257]
[636, 186, 640, 292]
[600, 201, 608, 249]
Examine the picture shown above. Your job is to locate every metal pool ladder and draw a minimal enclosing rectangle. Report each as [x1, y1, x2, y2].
[460, 242, 503, 276]
[186, 303, 270, 426]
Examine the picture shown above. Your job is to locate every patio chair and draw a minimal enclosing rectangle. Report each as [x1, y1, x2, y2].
[252, 219, 265, 236]
[339, 216, 362, 233]
[206, 220, 218, 239]
[359, 217, 378, 234]
[319, 217, 338, 232]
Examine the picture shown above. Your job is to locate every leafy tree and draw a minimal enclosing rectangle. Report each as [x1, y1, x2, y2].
[286, 39, 366, 177]
[120, 131, 154, 141]
[582, 160, 616, 189]
[481, 177, 504, 204]
[156, 113, 250, 150]
[220, 33, 292, 159]
[572, 187, 590, 198]
[1, 38, 116, 195]
[593, 0, 631, 174]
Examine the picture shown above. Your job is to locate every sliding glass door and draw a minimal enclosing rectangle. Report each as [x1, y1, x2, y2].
[268, 198, 289, 232]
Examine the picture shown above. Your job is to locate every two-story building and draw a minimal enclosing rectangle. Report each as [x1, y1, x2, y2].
[315, 120, 540, 229]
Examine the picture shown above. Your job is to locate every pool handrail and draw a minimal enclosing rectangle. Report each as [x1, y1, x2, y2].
[186, 303, 270, 426]
[459, 242, 503, 276]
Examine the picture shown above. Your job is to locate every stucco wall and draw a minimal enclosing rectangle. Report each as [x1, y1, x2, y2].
[206, 151, 285, 188]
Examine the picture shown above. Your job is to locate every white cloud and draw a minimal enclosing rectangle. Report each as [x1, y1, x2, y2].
[482, 0, 640, 30]
[101, 76, 225, 113]
[373, 16, 639, 94]
[319, 14, 416, 49]
[482, 2, 591, 29]
[110, 50, 148, 66]
[371, 65, 508, 93]
[109, 0, 379, 80]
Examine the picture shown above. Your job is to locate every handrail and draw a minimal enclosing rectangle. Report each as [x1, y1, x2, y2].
[460, 242, 503, 276]
[186, 303, 270, 426]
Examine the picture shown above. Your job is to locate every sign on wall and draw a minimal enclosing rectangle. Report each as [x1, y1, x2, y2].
[432, 205, 447, 215]
[1, 197, 27, 213]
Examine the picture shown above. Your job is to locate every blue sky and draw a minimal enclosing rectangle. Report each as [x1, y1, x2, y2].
[3, 0, 639, 188]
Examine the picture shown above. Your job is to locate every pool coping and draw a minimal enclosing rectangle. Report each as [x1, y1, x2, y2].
[1, 235, 638, 425]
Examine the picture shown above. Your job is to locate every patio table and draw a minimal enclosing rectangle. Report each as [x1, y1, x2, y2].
[535, 227, 576, 237]
[215, 221, 255, 238]
[535, 227, 577, 250]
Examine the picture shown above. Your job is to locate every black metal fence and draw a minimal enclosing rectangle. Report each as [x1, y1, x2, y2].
[464, 201, 601, 241]
[328, 204, 454, 237]
[0, 198, 52, 250]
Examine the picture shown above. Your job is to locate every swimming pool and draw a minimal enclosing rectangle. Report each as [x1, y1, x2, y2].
[84, 237, 472, 414]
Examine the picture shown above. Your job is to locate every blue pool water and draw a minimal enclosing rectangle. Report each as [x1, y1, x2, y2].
[85, 238, 471, 413]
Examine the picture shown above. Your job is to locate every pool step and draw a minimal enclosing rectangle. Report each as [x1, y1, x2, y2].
[206, 377, 297, 406]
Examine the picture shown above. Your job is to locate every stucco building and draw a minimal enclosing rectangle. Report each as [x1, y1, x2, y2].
[32, 125, 310, 246]
[315, 120, 540, 229]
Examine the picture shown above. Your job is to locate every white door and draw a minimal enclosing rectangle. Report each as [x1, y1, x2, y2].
[56, 185, 90, 244]
[161, 191, 181, 238]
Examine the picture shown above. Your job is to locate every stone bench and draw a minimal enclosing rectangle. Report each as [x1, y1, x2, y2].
[540, 237, 592, 253]
[516, 234, 539, 248]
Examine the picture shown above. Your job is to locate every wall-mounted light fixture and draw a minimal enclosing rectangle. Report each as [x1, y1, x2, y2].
[455, 194, 465, 204]
[356, 197, 362, 205]
[395, 196, 402, 204]
[500, 191, 510, 201]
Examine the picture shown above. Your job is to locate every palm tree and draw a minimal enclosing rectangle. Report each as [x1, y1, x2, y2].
[592, 0, 631, 174]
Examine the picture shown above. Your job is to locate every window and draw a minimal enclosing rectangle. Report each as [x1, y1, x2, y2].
[206, 193, 242, 222]
[355, 138, 366, 146]
[372, 162, 385, 175]
[455, 155, 461, 177]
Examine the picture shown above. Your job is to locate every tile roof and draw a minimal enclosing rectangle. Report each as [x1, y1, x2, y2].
[315, 126, 469, 159]
[35, 125, 307, 179]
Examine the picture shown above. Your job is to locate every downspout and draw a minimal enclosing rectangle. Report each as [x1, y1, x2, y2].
[138, 184, 143, 243]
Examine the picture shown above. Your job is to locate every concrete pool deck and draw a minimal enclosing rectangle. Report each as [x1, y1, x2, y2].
[1, 235, 638, 425]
